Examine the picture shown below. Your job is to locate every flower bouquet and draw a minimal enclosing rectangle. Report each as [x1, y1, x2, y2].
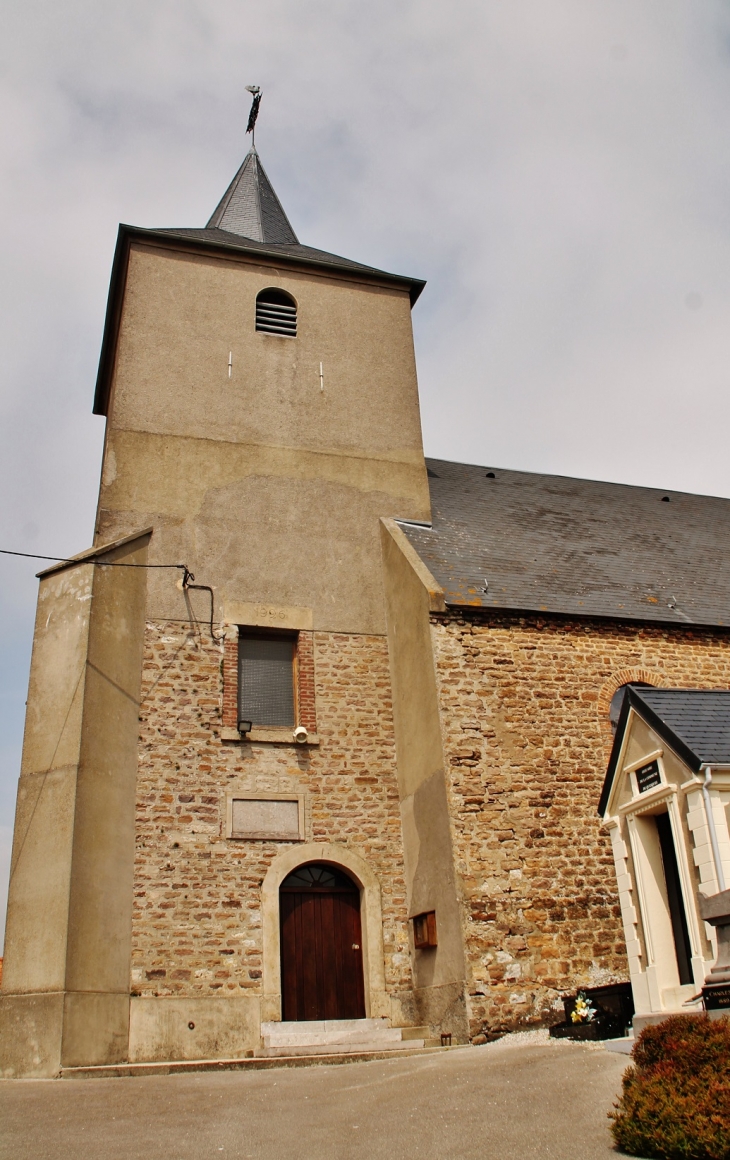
[570, 992, 596, 1024]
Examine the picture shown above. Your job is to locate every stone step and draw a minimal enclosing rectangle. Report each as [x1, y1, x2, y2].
[258, 1039, 425, 1058]
[60, 1044, 462, 1080]
[603, 1037, 634, 1055]
[261, 1018, 402, 1049]
[399, 1026, 430, 1041]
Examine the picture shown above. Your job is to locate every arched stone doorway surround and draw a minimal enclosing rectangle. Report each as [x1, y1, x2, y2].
[260, 842, 390, 1022]
[597, 668, 662, 749]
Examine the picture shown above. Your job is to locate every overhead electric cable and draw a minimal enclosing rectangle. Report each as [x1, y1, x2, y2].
[0, 547, 227, 637]
[0, 547, 190, 575]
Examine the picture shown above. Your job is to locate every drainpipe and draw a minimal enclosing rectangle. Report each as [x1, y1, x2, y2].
[700, 765, 726, 893]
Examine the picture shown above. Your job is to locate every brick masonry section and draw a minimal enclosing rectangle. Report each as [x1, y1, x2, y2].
[221, 629, 317, 732]
[431, 610, 730, 1040]
[222, 635, 238, 729]
[296, 631, 317, 733]
[132, 623, 410, 1000]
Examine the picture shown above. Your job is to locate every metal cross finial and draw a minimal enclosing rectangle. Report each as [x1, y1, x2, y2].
[245, 85, 262, 149]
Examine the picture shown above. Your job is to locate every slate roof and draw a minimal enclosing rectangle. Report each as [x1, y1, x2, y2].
[150, 227, 418, 286]
[400, 458, 730, 626]
[171, 146, 423, 296]
[206, 149, 299, 243]
[599, 687, 730, 814]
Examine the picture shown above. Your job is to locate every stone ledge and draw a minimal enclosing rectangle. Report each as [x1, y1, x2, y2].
[220, 727, 320, 745]
[60, 1044, 463, 1079]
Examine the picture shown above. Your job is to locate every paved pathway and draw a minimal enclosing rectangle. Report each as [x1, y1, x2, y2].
[0, 1032, 629, 1160]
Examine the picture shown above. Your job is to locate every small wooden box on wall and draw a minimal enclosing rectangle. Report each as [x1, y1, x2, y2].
[412, 911, 438, 949]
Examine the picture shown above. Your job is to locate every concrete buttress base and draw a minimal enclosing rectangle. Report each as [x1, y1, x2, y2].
[0, 992, 64, 1077]
[128, 996, 261, 1063]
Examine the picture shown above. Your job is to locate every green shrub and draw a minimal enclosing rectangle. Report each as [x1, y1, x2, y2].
[609, 1015, 730, 1159]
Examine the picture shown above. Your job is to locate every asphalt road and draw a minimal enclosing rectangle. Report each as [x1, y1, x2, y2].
[0, 1033, 629, 1160]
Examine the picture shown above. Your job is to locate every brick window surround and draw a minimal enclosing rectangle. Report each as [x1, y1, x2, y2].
[222, 628, 316, 733]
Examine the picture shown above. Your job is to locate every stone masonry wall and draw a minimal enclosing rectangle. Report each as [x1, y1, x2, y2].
[431, 610, 730, 1039]
[131, 622, 412, 1002]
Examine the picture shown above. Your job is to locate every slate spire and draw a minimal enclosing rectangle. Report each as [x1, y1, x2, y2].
[206, 148, 299, 244]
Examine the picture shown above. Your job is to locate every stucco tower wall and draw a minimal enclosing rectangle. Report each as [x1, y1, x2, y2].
[380, 520, 468, 1039]
[0, 532, 150, 1077]
[96, 241, 431, 635]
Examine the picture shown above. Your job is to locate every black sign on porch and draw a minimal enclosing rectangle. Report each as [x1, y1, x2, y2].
[702, 984, 730, 1010]
[635, 760, 662, 793]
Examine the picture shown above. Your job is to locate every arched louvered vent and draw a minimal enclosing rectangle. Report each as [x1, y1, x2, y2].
[255, 288, 297, 337]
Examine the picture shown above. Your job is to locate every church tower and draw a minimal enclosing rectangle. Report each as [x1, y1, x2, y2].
[0, 127, 467, 1076]
[92, 143, 431, 632]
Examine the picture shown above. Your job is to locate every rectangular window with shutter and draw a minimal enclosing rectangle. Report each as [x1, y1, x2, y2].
[238, 633, 296, 727]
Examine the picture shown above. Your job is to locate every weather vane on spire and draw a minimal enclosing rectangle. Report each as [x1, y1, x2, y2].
[245, 85, 262, 149]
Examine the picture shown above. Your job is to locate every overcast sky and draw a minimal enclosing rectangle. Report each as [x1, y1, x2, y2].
[3, 1, 730, 944]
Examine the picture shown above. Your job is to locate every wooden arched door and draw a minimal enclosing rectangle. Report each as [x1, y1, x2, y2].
[280, 863, 366, 1021]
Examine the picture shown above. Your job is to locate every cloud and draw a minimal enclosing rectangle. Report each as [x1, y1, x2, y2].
[2, 0, 730, 943]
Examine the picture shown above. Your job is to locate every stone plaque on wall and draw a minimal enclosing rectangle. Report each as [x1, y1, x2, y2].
[231, 797, 302, 840]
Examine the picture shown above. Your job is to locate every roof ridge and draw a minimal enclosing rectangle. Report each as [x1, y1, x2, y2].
[423, 456, 730, 502]
[136, 226, 425, 284]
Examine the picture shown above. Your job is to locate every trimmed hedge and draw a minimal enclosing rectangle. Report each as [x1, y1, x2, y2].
[610, 1015, 730, 1159]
